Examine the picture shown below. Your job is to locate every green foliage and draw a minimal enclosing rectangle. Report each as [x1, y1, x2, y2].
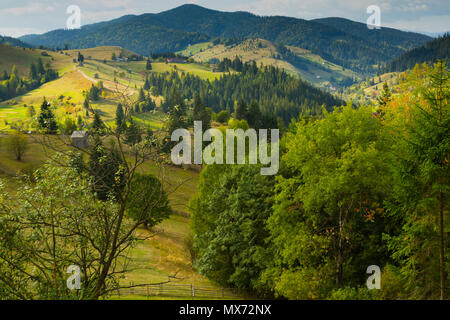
[149, 62, 341, 124]
[0, 60, 58, 102]
[383, 61, 450, 299]
[0, 157, 130, 299]
[216, 110, 231, 124]
[263, 105, 392, 299]
[126, 173, 171, 228]
[88, 136, 125, 201]
[190, 164, 274, 294]
[4, 131, 29, 161]
[384, 34, 449, 73]
[37, 98, 58, 134]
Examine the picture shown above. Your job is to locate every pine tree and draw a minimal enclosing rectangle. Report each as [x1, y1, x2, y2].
[143, 77, 150, 90]
[92, 113, 104, 136]
[83, 97, 90, 110]
[125, 118, 142, 146]
[235, 98, 248, 120]
[377, 82, 392, 108]
[37, 98, 58, 134]
[115, 103, 125, 132]
[146, 60, 152, 70]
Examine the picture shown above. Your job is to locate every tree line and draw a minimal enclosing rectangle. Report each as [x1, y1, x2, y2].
[190, 62, 449, 300]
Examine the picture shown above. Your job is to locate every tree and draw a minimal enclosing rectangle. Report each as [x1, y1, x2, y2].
[88, 136, 124, 201]
[77, 51, 84, 63]
[216, 110, 231, 124]
[190, 164, 273, 294]
[83, 97, 90, 110]
[138, 87, 146, 102]
[29, 63, 38, 81]
[26, 105, 36, 118]
[384, 61, 449, 299]
[247, 100, 262, 128]
[235, 99, 247, 120]
[377, 82, 392, 109]
[115, 103, 125, 132]
[0, 157, 132, 299]
[143, 77, 150, 90]
[263, 105, 391, 299]
[60, 117, 77, 135]
[37, 98, 58, 134]
[192, 94, 211, 130]
[5, 131, 29, 161]
[111, 52, 116, 60]
[92, 113, 105, 136]
[126, 173, 171, 228]
[146, 59, 152, 70]
[125, 118, 142, 146]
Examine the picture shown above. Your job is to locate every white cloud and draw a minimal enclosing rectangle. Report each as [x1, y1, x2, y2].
[0, 2, 55, 15]
[0, 26, 47, 37]
[384, 14, 450, 33]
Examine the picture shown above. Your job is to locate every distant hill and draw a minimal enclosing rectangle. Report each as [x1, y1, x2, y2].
[384, 34, 449, 72]
[19, 4, 431, 75]
[0, 35, 32, 48]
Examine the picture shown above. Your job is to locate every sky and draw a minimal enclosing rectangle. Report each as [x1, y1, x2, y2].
[0, 0, 449, 38]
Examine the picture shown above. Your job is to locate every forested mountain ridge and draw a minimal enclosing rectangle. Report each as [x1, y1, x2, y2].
[19, 4, 431, 74]
[0, 35, 32, 48]
[384, 34, 449, 72]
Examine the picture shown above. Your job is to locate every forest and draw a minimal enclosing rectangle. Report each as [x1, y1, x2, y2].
[189, 62, 449, 300]
[148, 58, 342, 124]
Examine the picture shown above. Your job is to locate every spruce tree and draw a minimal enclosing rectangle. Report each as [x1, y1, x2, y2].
[37, 98, 58, 134]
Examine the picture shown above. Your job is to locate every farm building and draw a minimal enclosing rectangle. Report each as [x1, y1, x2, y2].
[71, 131, 89, 148]
[167, 57, 188, 63]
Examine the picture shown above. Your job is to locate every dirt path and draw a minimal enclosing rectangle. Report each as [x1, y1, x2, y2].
[74, 66, 137, 97]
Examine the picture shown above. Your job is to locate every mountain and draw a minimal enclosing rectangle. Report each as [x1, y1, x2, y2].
[384, 34, 449, 72]
[19, 4, 431, 74]
[0, 35, 32, 48]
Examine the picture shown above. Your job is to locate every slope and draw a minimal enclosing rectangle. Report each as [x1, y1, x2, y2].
[19, 4, 431, 75]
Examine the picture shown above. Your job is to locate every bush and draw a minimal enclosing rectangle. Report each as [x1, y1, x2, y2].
[216, 110, 231, 123]
[5, 131, 29, 161]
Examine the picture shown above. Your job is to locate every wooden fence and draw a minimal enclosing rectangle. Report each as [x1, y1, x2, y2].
[109, 283, 240, 299]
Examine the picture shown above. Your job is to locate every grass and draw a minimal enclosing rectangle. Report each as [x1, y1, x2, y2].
[0, 135, 228, 299]
[177, 42, 213, 57]
[192, 38, 362, 88]
[0, 70, 93, 130]
[64, 46, 137, 61]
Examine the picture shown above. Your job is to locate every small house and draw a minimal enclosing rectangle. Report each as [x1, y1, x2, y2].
[71, 131, 89, 148]
[167, 57, 188, 64]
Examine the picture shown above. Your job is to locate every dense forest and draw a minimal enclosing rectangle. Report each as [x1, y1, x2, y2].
[148, 58, 342, 123]
[19, 4, 430, 74]
[190, 62, 449, 300]
[384, 34, 449, 72]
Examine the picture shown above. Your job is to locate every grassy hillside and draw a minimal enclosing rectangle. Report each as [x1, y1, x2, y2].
[0, 43, 225, 131]
[341, 71, 400, 104]
[64, 46, 138, 61]
[0, 45, 72, 77]
[189, 38, 361, 89]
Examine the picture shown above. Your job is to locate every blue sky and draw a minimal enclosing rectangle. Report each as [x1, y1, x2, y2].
[0, 0, 449, 37]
